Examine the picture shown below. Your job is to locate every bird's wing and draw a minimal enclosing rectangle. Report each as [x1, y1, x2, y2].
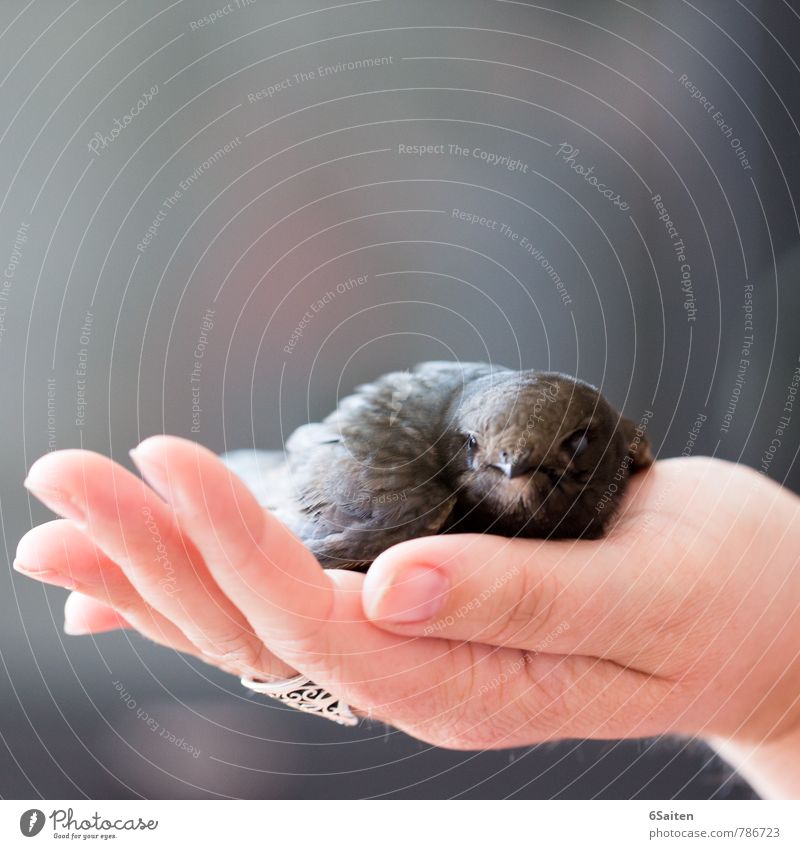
[288, 434, 457, 569]
[232, 363, 503, 570]
[221, 447, 455, 571]
[298, 484, 456, 571]
[284, 366, 469, 568]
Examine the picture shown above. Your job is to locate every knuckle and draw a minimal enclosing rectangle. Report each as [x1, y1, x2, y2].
[107, 592, 145, 620]
[425, 691, 521, 750]
[525, 665, 577, 731]
[422, 663, 544, 749]
[195, 629, 267, 675]
[510, 655, 590, 740]
[480, 566, 564, 648]
[414, 648, 507, 750]
[442, 704, 505, 749]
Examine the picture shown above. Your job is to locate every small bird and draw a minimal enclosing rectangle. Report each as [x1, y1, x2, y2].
[225, 362, 653, 570]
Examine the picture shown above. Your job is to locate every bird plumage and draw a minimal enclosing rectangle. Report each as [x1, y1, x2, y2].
[223, 362, 652, 570]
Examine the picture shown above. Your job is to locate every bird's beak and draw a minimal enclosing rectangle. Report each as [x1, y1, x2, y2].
[491, 460, 530, 479]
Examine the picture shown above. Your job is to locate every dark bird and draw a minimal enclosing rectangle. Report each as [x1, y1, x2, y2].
[224, 362, 653, 570]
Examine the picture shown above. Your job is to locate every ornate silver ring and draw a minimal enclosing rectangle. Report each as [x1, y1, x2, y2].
[241, 674, 358, 727]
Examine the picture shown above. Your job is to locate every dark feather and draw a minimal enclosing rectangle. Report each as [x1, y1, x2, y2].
[223, 363, 653, 570]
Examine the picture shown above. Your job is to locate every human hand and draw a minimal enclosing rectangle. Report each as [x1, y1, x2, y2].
[17, 434, 616, 747]
[362, 457, 800, 753]
[15, 440, 800, 765]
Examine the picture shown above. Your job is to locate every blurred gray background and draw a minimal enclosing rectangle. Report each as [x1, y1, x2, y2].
[1, 0, 799, 798]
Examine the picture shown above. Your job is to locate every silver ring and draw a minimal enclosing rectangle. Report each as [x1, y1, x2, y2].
[241, 674, 358, 727]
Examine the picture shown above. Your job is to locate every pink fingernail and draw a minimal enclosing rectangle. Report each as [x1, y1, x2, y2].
[371, 564, 448, 624]
[63, 615, 91, 635]
[129, 448, 174, 505]
[23, 479, 86, 527]
[13, 559, 78, 590]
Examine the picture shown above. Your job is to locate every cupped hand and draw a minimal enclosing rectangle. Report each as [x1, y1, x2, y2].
[363, 457, 800, 749]
[15, 438, 800, 755]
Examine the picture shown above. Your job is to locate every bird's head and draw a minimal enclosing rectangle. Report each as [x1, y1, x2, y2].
[446, 371, 653, 538]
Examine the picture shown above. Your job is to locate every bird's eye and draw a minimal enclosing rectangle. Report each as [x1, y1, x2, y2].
[562, 430, 589, 458]
[467, 434, 479, 450]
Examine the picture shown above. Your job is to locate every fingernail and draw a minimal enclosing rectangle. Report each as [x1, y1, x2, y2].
[13, 559, 78, 590]
[129, 447, 174, 505]
[22, 479, 86, 527]
[63, 615, 90, 636]
[63, 594, 101, 636]
[370, 564, 448, 623]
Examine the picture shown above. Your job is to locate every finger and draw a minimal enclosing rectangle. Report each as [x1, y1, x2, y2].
[128, 435, 335, 651]
[64, 594, 132, 635]
[462, 651, 683, 748]
[120, 437, 664, 747]
[128, 438, 479, 718]
[123, 437, 682, 747]
[362, 530, 667, 667]
[21, 454, 295, 679]
[15, 520, 205, 657]
[22, 515, 678, 746]
[20, 447, 683, 747]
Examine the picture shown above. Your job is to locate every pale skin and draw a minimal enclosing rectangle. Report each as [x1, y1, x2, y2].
[14, 436, 800, 798]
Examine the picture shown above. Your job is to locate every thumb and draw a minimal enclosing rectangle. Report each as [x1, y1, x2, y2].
[362, 531, 666, 666]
